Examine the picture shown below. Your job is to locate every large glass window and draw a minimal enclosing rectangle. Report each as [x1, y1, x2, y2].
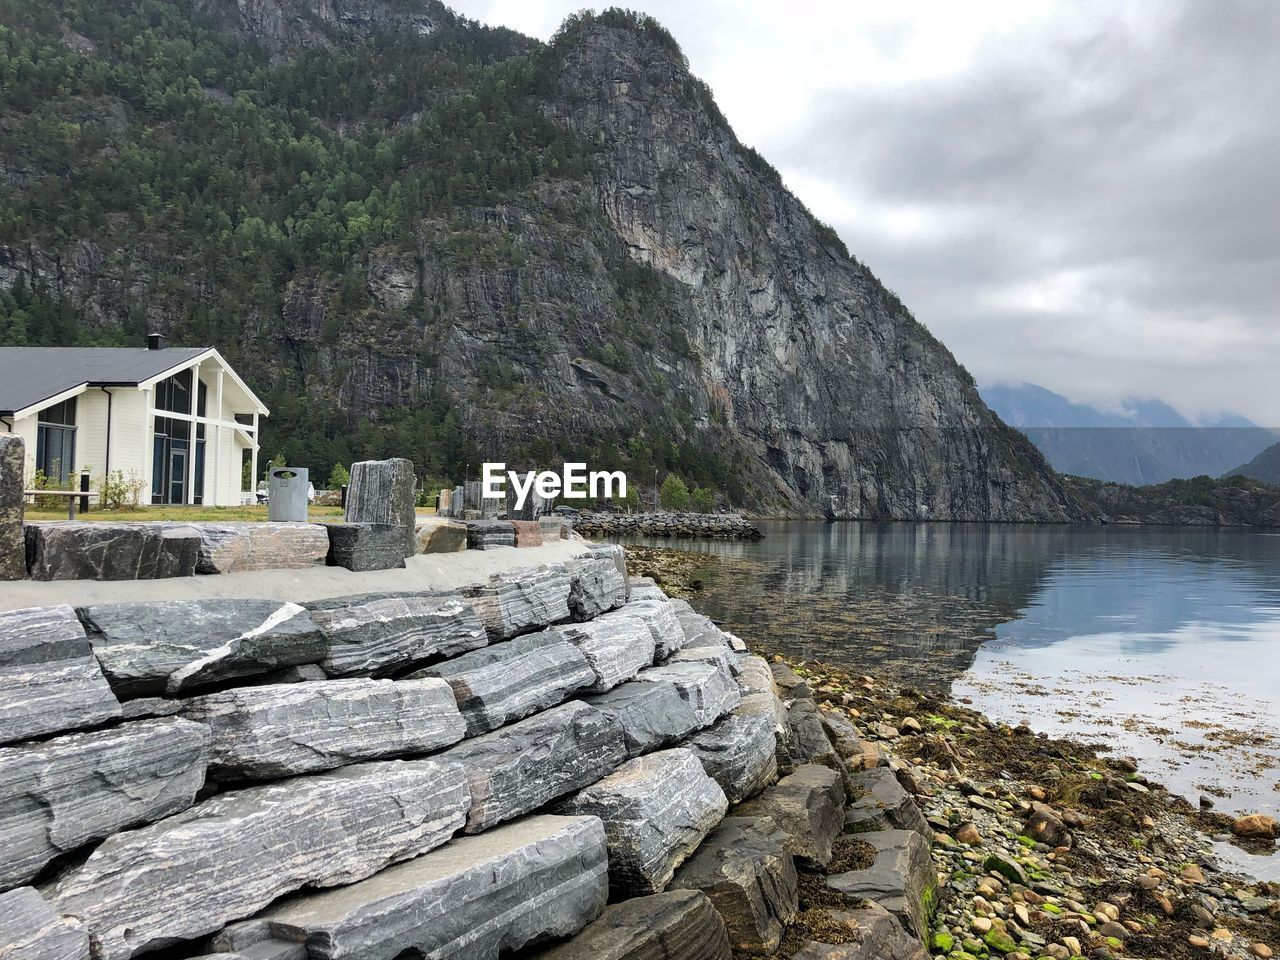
[35, 397, 77, 485]
[155, 369, 193, 414]
[151, 415, 191, 505]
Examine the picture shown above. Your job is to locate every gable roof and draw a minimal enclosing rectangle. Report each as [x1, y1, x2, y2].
[0, 347, 257, 418]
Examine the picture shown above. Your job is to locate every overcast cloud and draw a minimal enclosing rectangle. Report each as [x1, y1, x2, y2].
[454, 1, 1280, 423]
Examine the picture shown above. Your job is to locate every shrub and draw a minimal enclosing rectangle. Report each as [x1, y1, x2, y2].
[98, 469, 145, 511]
[690, 486, 714, 513]
[659, 474, 690, 511]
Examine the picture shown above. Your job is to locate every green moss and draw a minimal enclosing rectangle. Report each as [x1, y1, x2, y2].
[932, 930, 956, 953]
[983, 929, 1018, 954]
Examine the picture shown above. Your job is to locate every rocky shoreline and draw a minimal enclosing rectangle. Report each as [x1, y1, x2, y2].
[572, 512, 764, 540]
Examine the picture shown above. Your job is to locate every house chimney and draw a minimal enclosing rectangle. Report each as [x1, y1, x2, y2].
[147, 333, 167, 350]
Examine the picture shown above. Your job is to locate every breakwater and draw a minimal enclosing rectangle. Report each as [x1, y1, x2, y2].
[573, 512, 763, 540]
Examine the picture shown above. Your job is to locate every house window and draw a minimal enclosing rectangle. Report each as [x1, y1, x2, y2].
[35, 397, 77, 485]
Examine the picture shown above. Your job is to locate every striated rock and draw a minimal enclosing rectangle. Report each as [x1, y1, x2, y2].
[629, 583, 668, 603]
[180, 678, 465, 780]
[417, 629, 595, 736]
[539, 514, 568, 541]
[442, 700, 627, 833]
[588, 544, 629, 597]
[533, 889, 731, 960]
[0, 886, 90, 960]
[787, 697, 846, 776]
[0, 604, 120, 745]
[511, 519, 544, 547]
[414, 516, 468, 554]
[557, 615, 656, 693]
[24, 522, 200, 580]
[462, 566, 572, 640]
[561, 554, 628, 619]
[79, 599, 325, 697]
[466, 519, 515, 550]
[737, 765, 846, 868]
[735, 655, 779, 698]
[634, 660, 740, 729]
[787, 903, 927, 960]
[194, 522, 329, 574]
[683, 700, 779, 803]
[585, 679, 700, 758]
[325, 522, 408, 571]
[53, 758, 470, 960]
[605, 600, 685, 659]
[0, 717, 210, 891]
[819, 709, 869, 770]
[557, 748, 727, 896]
[305, 590, 486, 677]
[844, 768, 932, 840]
[345, 458, 416, 558]
[243, 815, 607, 960]
[826, 829, 935, 940]
[0, 434, 22, 581]
[672, 816, 798, 956]
[118, 696, 183, 720]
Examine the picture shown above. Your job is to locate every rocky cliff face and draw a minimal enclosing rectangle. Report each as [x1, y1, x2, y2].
[0, 1, 1084, 520]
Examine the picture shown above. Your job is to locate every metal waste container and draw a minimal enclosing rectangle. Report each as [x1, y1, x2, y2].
[267, 467, 309, 522]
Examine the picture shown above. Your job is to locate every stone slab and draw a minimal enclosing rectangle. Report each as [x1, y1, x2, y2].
[80, 599, 326, 698]
[556, 615, 655, 693]
[585, 679, 701, 758]
[736, 764, 846, 867]
[511, 519, 544, 547]
[0, 886, 90, 960]
[181, 678, 465, 780]
[603, 600, 685, 659]
[414, 517, 468, 554]
[325, 523, 408, 571]
[194, 523, 330, 574]
[53, 758, 470, 960]
[25, 522, 200, 581]
[560, 555, 627, 619]
[682, 700, 779, 804]
[0, 434, 23, 581]
[557, 748, 727, 896]
[0, 717, 209, 891]
[634, 660, 740, 730]
[465, 519, 515, 550]
[844, 768, 932, 840]
[539, 515, 568, 541]
[0, 604, 120, 745]
[442, 700, 628, 833]
[345, 458, 416, 558]
[786, 903, 928, 960]
[462, 566, 572, 641]
[532, 889, 731, 960]
[826, 829, 935, 941]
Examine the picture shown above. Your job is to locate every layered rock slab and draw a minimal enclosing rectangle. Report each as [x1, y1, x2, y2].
[556, 615, 656, 693]
[180, 678, 465, 779]
[601, 600, 685, 659]
[462, 567, 572, 641]
[683, 699, 779, 803]
[533, 889, 732, 960]
[557, 748, 728, 896]
[787, 903, 928, 960]
[585, 679, 700, 758]
[442, 700, 627, 833]
[79, 599, 325, 698]
[416, 629, 595, 736]
[0, 717, 209, 891]
[844, 768, 932, 840]
[25, 522, 199, 580]
[560, 554, 627, 619]
[52, 759, 470, 960]
[736, 764, 846, 867]
[672, 816, 799, 956]
[0, 886, 90, 960]
[826, 829, 935, 941]
[633, 660, 740, 730]
[194, 523, 329, 574]
[304, 591, 486, 677]
[465, 519, 515, 550]
[0, 604, 120, 745]
[345, 457, 416, 558]
[325, 523, 408, 571]
[0, 434, 22, 581]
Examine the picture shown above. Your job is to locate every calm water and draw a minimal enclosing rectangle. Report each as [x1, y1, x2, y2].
[616, 521, 1280, 869]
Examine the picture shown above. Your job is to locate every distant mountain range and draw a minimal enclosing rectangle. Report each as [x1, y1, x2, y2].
[981, 383, 1277, 485]
[1226, 442, 1280, 484]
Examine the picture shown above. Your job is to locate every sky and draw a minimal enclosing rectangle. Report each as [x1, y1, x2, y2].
[452, 0, 1280, 424]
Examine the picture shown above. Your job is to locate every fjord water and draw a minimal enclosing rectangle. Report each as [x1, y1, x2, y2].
[620, 522, 1280, 832]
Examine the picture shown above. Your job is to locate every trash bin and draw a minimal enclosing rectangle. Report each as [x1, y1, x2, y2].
[267, 467, 309, 522]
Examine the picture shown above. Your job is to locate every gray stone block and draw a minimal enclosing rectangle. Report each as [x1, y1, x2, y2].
[736, 765, 846, 868]
[532, 889, 731, 960]
[79, 599, 325, 698]
[561, 555, 627, 619]
[345, 458, 416, 558]
[585, 679, 701, 758]
[53, 758, 470, 960]
[442, 700, 628, 833]
[0, 604, 120, 745]
[180, 678, 465, 780]
[634, 660, 740, 730]
[194, 522, 330, 574]
[588, 544, 629, 599]
[538, 514, 567, 541]
[414, 517, 468, 554]
[0, 886, 90, 960]
[0, 434, 22, 582]
[672, 816, 799, 956]
[557, 748, 727, 896]
[461, 566, 572, 640]
[844, 768, 932, 840]
[603, 600, 685, 659]
[416, 629, 595, 736]
[24, 522, 199, 580]
[682, 700, 779, 804]
[786, 903, 928, 960]
[0, 717, 209, 891]
[465, 519, 515, 550]
[304, 591, 486, 678]
[325, 523, 408, 571]
[245, 815, 607, 960]
[556, 615, 655, 693]
[826, 829, 935, 941]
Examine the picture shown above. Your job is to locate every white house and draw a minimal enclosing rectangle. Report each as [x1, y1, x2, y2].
[0, 336, 268, 507]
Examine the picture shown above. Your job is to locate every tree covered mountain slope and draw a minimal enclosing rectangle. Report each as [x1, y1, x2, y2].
[1226, 442, 1280, 484]
[0, 0, 1083, 519]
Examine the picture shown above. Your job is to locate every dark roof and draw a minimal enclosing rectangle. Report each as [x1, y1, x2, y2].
[0, 347, 211, 416]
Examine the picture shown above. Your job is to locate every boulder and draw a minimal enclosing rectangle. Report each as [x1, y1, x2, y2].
[844, 768, 932, 840]
[414, 517, 468, 554]
[1024, 801, 1071, 847]
[588, 544, 629, 598]
[79, 599, 326, 697]
[465, 519, 515, 550]
[461, 567, 572, 640]
[557, 748, 728, 896]
[511, 519, 544, 547]
[1232, 813, 1278, 840]
[539, 514, 568, 541]
[180, 678, 465, 780]
[769, 662, 811, 701]
[818, 709, 869, 770]
[304, 590, 486, 677]
[533, 890, 731, 960]
[194, 523, 330, 574]
[787, 698, 845, 774]
[0, 604, 120, 745]
[239, 815, 607, 960]
[672, 816, 799, 956]
[52, 758, 470, 960]
[785, 903, 927, 960]
[585, 679, 701, 758]
[826, 829, 935, 941]
[557, 615, 656, 693]
[436, 486, 453, 516]
[0, 886, 90, 960]
[0, 434, 22, 581]
[0, 717, 209, 891]
[442, 700, 627, 833]
[345, 458, 416, 558]
[683, 701, 779, 803]
[25, 522, 199, 580]
[561, 554, 627, 619]
[325, 523, 408, 571]
[605, 600, 685, 659]
[416, 629, 595, 736]
[634, 660, 740, 729]
[737, 765, 846, 868]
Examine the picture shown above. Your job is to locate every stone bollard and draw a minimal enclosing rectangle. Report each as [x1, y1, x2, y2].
[345, 458, 416, 558]
[1, 435, 26, 580]
[437, 487, 452, 517]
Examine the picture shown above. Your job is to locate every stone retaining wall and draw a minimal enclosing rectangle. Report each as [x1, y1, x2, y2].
[0, 555, 935, 960]
[573, 512, 763, 540]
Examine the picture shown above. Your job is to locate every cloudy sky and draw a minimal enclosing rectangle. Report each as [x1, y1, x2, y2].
[454, 1, 1279, 424]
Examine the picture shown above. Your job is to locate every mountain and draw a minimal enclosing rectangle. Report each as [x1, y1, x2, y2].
[1226, 442, 1280, 484]
[0, 1, 1083, 520]
[981, 383, 1275, 485]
